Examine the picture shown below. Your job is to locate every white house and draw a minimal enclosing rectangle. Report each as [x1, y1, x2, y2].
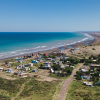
[70, 66, 75, 68]
[50, 68, 54, 73]
[43, 64, 51, 68]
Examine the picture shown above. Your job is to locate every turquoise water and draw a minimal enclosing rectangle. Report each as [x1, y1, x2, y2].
[0, 32, 94, 59]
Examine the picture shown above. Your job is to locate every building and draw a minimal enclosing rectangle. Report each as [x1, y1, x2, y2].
[15, 57, 23, 61]
[28, 63, 33, 67]
[18, 60, 23, 63]
[70, 66, 75, 68]
[58, 61, 62, 65]
[32, 69, 38, 72]
[63, 57, 69, 59]
[22, 67, 30, 71]
[50, 68, 54, 73]
[19, 73, 30, 78]
[32, 60, 38, 63]
[60, 64, 65, 68]
[43, 64, 51, 68]
[5, 68, 13, 73]
[90, 64, 100, 68]
[47, 58, 52, 60]
[0, 68, 4, 71]
[44, 62, 52, 65]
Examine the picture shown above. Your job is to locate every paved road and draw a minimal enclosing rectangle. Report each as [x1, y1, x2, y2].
[57, 63, 83, 100]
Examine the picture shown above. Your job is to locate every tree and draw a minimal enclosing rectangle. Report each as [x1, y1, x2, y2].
[52, 64, 60, 70]
[76, 75, 82, 80]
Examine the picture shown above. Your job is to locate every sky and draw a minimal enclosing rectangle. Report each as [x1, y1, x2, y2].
[0, 0, 100, 32]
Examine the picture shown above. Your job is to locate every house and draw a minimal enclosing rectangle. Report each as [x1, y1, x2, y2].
[16, 64, 25, 69]
[44, 62, 52, 65]
[50, 68, 54, 73]
[35, 57, 42, 60]
[70, 66, 75, 68]
[81, 75, 91, 79]
[58, 61, 62, 65]
[60, 64, 65, 68]
[32, 60, 38, 63]
[55, 71, 62, 74]
[83, 82, 93, 87]
[14, 71, 23, 75]
[7, 64, 11, 67]
[28, 63, 33, 67]
[47, 58, 52, 60]
[18, 60, 23, 63]
[63, 57, 69, 59]
[22, 67, 30, 71]
[5, 68, 13, 73]
[53, 61, 57, 64]
[44, 54, 48, 57]
[56, 57, 60, 60]
[27, 55, 32, 58]
[19, 73, 30, 78]
[81, 68, 88, 72]
[43, 64, 51, 68]
[90, 64, 100, 68]
[15, 57, 23, 61]
[32, 69, 38, 72]
[0, 68, 4, 71]
[59, 56, 63, 60]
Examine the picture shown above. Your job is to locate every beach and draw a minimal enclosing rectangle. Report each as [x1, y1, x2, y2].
[0, 32, 99, 63]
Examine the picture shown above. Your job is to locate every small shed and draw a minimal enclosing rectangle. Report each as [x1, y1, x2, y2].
[28, 63, 33, 67]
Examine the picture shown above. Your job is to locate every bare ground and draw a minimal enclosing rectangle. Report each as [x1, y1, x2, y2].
[57, 63, 83, 100]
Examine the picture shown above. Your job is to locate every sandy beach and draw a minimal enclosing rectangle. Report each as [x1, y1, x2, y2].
[0, 32, 100, 63]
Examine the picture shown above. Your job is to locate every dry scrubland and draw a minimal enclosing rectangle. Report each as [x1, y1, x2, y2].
[63, 43, 100, 59]
[0, 77, 62, 100]
[66, 80, 100, 100]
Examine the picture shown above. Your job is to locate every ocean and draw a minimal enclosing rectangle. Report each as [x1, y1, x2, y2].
[0, 32, 94, 59]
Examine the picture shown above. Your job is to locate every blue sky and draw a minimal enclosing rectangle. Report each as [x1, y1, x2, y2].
[0, 0, 100, 32]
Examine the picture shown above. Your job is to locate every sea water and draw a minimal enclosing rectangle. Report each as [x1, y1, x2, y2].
[0, 32, 94, 59]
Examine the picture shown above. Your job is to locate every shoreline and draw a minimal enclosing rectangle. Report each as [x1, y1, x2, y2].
[0, 32, 97, 62]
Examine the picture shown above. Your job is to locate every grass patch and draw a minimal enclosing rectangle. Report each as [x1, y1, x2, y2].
[49, 73, 69, 79]
[66, 80, 100, 100]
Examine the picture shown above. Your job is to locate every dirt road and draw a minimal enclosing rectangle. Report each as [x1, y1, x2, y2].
[57, 63, 83, 100]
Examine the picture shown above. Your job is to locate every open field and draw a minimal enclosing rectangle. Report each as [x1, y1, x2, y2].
[66, 80, 100, 100]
